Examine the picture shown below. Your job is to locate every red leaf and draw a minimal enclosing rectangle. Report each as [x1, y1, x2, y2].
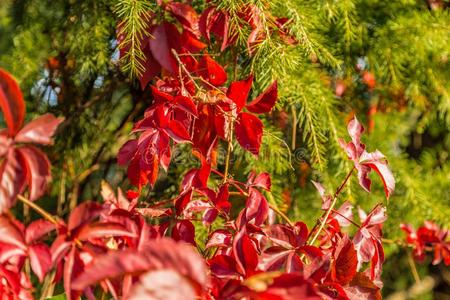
[77, 222, 137, 241]
[0, 216, 26, 250]
[235, 112, 263, 155]
[233, 231, 258, 276]
[247, 171, 271, 191]
[0, 68, 25, 135]
[0, 150, 26, 212]
[15, 114, 64, 145]
[72, 238, 208, 292]
[344, 272, 381, 300]
[166, 3, 200, 36]
[25, 219, 55, 244]
[208, 254, 239, 278]
[165, 120, 191, 143]
[173, 95, 198, 117]
[360, 150, 395, 199]
[149, 23, 178, 74]
[226, 75, 253, 112]
[246, 81, 278, 114]
[117, 139, 138, 165]
[330, 236, 357, 285]
[198, 55, 227, 86]
[206, 230, 232, 249]
[17, 146, 51, 201]
[68, 202, 103, 231]
[172, 220, 196, 246]
[29, 243, 52, 282]
[245, 188, 269, 226]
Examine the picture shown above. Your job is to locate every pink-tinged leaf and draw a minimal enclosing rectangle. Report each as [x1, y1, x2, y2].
[329, 236, 357, 285]
[0, 68, 25, 135]
[206, 230, 232, 249]
[50, 235, 72, 265]
[344, 272, 382, 300]
[25, 219, 55, 244]
[137, 207, 172, 218]
[181, 30, 207, 53]
[246, 81, 278, 114]
[68, 201, 103, 231]
[198, 55, 227, 86]
[15, 114, 64, 145]
[208, 254, 239, 278]
[117, 139, 137, 165]
[0, 130, 11, 157]
[165, 120, 191, 143]
[29, 243, 52, 282]
[77, 222, 137, 241]
[233, 231, 258, 276]
[139, 52, 162, 90]
[151, 85, 174, 103]
[245, 273, 322, 300]
[173, 95, 198, 116]
[149, 23, 178, 74]
[172, 220, 196, 246]
[347, 116, 364, 146]
[247, 171, 271, 191]
[17, 146, 51, 201]
[0, 216, 26, 250]
[72, 238, 208, 292]
[360, 150, 395, 198]
[245, 188, 269, 226]
[166, 2, 199, 36]
[0, 150, 26, 212]
[128, 269, 197, 300]
[226, 75, 253, 112]
[235, 112, 263, 156]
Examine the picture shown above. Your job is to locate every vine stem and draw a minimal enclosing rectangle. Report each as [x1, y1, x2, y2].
[17, 195, 58, 225]
[306, 167, 355, 246]
[407, 250, 421, 284]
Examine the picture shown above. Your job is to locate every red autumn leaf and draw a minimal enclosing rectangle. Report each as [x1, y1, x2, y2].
[25, 219, 55, 244]
[165, 120, 191, 143]
[329, 236, 358, 285]
[199, 7, 232, 51]
[0, 150, 26, 212]
[198, 54, 227, 86]
[117, 139, 138, 165]
[344, 272, 381, 300]
[172, 220, 196, 246]
[235, 112, 263, 156]
[14, 114, 64, 145]
[244, 273, 322, 300]
[206, 229, 232, 249]
[0, 216, 26, 250]
[247, 171, 271, 191]
[226, 75, 253, 112]
[17, 146, 51, 201]
[0, 68, 25, 136]
[166, 2, 200, 36]
[233, 231, 259, 277]
[245, 188, 269, 226]
[173, 95, 198, 116]
[72, 238, 208, 293]
[339, 116, 395, 198]
[246, 81, 278, 114]
[149, 23, 179, 74]
[76, 222, 137, 241]
[28, 243, 52, 282]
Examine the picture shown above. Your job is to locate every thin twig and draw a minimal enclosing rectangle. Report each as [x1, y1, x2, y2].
[306, 167, 354, 246]
[17, 195, 58, 225]
[407, 250, 421, 284]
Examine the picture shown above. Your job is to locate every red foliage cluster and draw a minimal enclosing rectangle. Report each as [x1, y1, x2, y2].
[1, 1, 442, 300]
[401, 221, 450, 266]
